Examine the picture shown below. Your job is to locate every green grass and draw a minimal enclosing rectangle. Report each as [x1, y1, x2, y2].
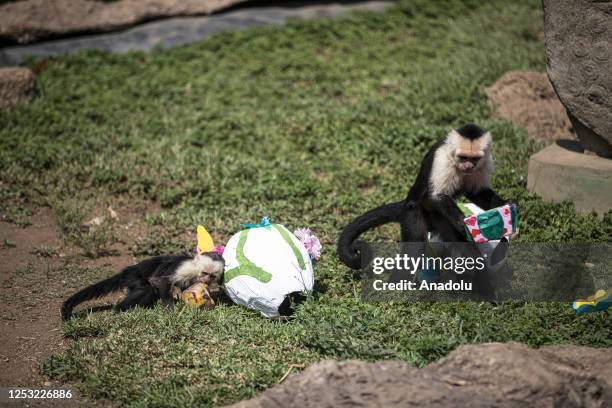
[2, 239, 16, 249]
[52, 195, 119, 257]
[0, 0, 610, 406]
[31, 244, 59, 257]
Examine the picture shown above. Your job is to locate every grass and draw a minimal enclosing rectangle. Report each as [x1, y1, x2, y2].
[2, 239, 16, 248]
[52, 196, 119, 257]
[0, 0, 610, 406]
[31, 244, 59, 257]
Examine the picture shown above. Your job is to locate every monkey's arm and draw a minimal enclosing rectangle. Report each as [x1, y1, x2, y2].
[465, 188, 507, 210]
[149, 276, 179, 306]
[399, 204, 428, 242]
[426, 195, 468, 236]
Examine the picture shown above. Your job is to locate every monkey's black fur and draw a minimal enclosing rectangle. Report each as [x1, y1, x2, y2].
[455, 123, 486, 140]
[336, 139, 443, 270]
[337, 124, 507, 299]
[61, 253, 222, 320]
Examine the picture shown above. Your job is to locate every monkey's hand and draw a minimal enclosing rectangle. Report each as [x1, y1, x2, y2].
[171, 285, 182, 300]
[509, 228, 519, 240]
[465, 188, 507, 211]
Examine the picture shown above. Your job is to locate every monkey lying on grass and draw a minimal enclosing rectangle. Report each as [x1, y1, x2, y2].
[62, 252, 224, 320]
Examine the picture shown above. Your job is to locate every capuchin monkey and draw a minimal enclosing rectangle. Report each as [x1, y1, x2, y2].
[61, 252, 225, 320]
[337, 124, 511, 299]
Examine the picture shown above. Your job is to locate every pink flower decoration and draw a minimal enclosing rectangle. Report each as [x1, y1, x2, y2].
[294, 227, 322, 261]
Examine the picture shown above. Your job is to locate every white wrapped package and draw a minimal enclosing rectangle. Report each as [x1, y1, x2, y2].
[222, 223, 314, 318]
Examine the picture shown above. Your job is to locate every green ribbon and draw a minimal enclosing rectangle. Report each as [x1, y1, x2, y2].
[271, 224, 306, 270]
[224, 218, 309, 284]
[224, 229, 273, 284]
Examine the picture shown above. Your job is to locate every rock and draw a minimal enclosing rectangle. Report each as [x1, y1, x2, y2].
[227, 342, 612, 408]
[0, 0, 248, 44]
[83, 216, 105, 228]
[528, 141, 612, 215]
[107, 207, 118, 220]
[0, 1, 394, 65]
[543, 0, 612, 158]
[485, 71, 574, 142]
[0, 67, 36, 108]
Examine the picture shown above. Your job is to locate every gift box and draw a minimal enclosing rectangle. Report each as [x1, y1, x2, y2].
[223, 221, 314, 318]
[573, 289, 612, 314]
[462, 204, 518, 243]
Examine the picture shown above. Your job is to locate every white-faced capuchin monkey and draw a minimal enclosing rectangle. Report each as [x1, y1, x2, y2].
[337, 124, 511, 299]
[62, 252, 224, 320]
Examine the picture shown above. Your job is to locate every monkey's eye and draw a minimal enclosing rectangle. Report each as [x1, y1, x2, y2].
[457, 155, 480, 163]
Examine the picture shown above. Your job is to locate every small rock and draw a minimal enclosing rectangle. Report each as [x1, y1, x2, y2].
[83, 216, 104, 228]
[0, 67, 36, 108]
[527, 142, 612, 215]
[108, 206, 118, 220]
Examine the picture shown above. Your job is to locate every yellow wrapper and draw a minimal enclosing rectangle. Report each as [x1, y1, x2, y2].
[180, 282, 215, 308]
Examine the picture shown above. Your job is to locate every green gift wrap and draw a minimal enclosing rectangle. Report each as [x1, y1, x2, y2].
[462, 204, 519, 243]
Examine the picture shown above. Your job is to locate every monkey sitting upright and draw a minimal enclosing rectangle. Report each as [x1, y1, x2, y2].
[337, 124, 512, 299]
[61, 252, 225, 320]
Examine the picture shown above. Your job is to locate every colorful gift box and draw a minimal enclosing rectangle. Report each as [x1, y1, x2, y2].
[573, 289, 612, 314]
[463, 204, 518, 243]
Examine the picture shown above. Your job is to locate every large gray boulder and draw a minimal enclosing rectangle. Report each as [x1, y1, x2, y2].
[0, 0, 248, 44]
[228, 342, 612, 408]
[543, 0, 612, 158]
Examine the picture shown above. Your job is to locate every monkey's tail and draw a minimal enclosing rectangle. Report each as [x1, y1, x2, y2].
[61, 267, 132, 320]
[337, 201, 404, 270]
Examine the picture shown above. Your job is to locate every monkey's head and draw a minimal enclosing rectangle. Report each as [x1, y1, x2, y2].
[447, 123, 492, 175]
[196, 252, 225, 283]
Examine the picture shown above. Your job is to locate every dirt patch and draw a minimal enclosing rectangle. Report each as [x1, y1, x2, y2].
[0, 201, 155, 406]
[485, 70, 575, 142]
[0, 0, 248, 44]
[0, 208, 84, 406]
[228, 342, 612, 408]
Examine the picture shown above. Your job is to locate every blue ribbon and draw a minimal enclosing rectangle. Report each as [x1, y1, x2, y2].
[242, 216, 271, 229]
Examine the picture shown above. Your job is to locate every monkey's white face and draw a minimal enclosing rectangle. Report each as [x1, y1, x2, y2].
[446, 129, 492, 175]
[455, 154, 482, 174]
[431, 127, 495, 197]
[172, 254, 225, 285]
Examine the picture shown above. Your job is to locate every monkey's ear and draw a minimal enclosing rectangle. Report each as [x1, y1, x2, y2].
[481, 131, 493, 150]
